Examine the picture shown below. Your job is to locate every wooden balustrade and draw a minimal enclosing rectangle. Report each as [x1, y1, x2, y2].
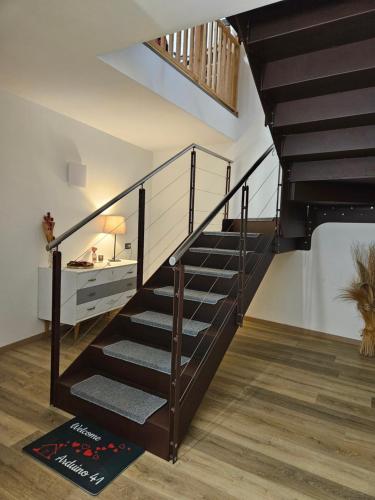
[146, 20, 240, 113]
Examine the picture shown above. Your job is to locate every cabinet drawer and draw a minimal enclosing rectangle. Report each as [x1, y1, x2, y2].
[76, 265, 137, 290]
[112, 265, 137, 281]
[76, 278, 136, 305]
[77, 268, 113, 289]
[76, 290, 135, 321]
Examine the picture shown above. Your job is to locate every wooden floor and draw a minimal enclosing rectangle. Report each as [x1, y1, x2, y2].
[1, 317, 375, 499]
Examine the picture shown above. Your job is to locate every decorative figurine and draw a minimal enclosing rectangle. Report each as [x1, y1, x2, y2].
[42, 212, 55, 243]
[91, 247, 98, 264]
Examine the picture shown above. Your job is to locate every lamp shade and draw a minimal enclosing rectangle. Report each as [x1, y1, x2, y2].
[102, 215, 126, 235]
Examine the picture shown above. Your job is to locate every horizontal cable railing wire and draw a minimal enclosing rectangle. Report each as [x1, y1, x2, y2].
[54, 145, 232, 344]
[180, 235, 275, 401]
[167, 145, 278, 427]
[169, 145, 274, 265]
[56, 145, 274, 325]
[57, 187, 190, 317]
[47, 143, 232, 251]
[177, 212, 276, 393]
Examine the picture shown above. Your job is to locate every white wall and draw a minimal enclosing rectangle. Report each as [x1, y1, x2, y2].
[99, 43, 237, 143]
[227, 48, 279, 220]
[0, 89, 152, 348]
[248, 223, 375, 341]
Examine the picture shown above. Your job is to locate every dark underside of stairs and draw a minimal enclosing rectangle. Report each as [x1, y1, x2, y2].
[229, 0, 375, 251]
[55, 222, 274, 460]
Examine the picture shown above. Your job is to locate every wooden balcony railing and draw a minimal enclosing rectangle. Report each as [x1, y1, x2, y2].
[146, 20, 240, 114]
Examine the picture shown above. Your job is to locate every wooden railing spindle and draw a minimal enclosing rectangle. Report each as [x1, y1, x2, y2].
[176, 31, 181, 63]
[183, 30, 188, 66]
[206, 22, 213, 87]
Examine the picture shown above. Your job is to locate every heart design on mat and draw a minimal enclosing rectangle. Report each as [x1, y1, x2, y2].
[72, 442, 80, 448]
[83, 449, 93, 457]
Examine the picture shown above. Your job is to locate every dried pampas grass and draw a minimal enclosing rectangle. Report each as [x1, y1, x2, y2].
[339, 243, 375, 357]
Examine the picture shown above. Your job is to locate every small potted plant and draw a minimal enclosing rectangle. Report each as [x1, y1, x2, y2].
[339, 243, 375, 357]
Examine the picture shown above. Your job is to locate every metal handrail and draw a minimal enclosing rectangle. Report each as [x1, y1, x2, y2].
[47, 143, 232, 251]
[169, 144, 274, 265]
[193, 144, 232, 163]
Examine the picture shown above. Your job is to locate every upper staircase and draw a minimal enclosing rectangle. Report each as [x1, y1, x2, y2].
[229, 0, 375, 250]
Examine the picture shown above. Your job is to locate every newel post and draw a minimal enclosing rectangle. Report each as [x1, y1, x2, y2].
[50, 249, 62, 405]
[137, 186, 146, 290]
[188, 148, 196, 234]
[169, 261, 184, 463]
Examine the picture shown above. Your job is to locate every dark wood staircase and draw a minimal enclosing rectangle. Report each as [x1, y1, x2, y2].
[54, 223, 275, 460]
[229, 0, 375, 250]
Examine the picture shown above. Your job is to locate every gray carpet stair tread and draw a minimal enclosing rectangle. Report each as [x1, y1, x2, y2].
[154, 286, 227, 304]
[185, 265, 237, 279]
[189, 247, 253, 256]
[103, 340, 190, 374]
[130, 310, 210, 337]
[204, 231, 260, 238]
[71, 374, 167, 425]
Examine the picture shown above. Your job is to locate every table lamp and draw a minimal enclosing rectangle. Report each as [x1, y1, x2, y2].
[102, 215, 126, 262]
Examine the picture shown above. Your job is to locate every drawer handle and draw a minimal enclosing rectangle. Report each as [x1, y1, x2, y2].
[127, 271, 134, 274]
[88, 278, 97, 282]
[87, 306, 96, 311]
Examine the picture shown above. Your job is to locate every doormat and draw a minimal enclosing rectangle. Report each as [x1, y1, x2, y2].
[23, 417, 144, 495]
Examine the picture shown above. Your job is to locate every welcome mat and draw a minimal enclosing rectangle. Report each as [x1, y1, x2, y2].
[23, 417, 144, 495]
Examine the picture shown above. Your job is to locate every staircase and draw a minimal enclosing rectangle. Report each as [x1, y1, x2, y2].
[229, 0, 375, 250]
[54, 224, 274, 460]
[47, 144, 276, 462]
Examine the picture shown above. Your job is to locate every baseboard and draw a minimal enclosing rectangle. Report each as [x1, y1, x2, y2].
[0, 331, 47, 353]
[244, 316, 360, 346]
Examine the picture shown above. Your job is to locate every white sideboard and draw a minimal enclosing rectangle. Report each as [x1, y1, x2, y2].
[38, 259, 137, 337]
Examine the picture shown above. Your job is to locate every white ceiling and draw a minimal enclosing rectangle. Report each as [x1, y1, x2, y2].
[0, 0, 277, 151]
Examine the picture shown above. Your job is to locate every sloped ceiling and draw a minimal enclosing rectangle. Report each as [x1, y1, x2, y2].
[0, 0, 277, 150]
